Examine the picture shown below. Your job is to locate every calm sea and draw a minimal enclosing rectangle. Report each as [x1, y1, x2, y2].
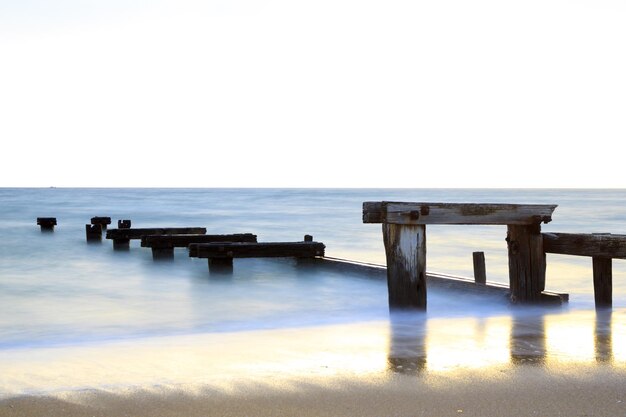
[1, 188, 626, 350]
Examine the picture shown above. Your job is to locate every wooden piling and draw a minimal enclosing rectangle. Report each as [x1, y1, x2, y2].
[593, 257, 612, 309]
[37, 217, 57, 231]
[506, 224, 546, 302]
[152, 247, 175, 260]
[472, 251, 486, 285]
[382, 223, 427, 310]
[85, 224, 102, 241]
[118, 220, 131, 229]
[304, 234, 313, 242]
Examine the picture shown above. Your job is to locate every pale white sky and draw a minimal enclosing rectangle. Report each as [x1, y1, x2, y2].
[1, 0, 625, 187]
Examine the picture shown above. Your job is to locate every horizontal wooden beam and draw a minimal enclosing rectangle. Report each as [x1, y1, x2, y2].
[543, 233, 626, 259]
[106, 227, 206, 240]
[363, 202, 557, 225]
[189, 241, 325, 259]
[141, 233, 257, 248]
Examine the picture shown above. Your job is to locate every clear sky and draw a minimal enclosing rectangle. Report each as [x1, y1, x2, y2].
[1, 0, 625, 187]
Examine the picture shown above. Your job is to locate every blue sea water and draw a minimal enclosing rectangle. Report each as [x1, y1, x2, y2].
[1, 188, 626, 350]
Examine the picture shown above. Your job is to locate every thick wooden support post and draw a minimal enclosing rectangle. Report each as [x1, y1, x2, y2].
[382, 223, 426, 310]
[506, 224, 546, 303]
[473, 251, 486, 285]
[304, 234, 313, 242]
[118, 220, 131, 229]
[592, 257, 612, 309]
[152, 247, 174, 260]
[85, 224, 102, 241]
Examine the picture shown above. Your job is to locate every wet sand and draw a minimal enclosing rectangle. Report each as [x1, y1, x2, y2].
[2, 310, 626, 416]
[2, 367, 626, 417]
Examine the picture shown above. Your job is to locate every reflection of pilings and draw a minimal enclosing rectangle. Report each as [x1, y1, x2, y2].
[595, 310, 613, 364]
[388, 312, 427, 375]
[510, 314, 546, 366]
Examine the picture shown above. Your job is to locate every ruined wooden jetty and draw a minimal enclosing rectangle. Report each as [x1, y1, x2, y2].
[37, 217, 57, 231]
[543, 233, 626, 309]
[106, 227, 206, 249]
[189, 236, 325, 271]
[91, 217, 111, 229]
[141, 233, 258, 259]
[363, 202, 557, 310]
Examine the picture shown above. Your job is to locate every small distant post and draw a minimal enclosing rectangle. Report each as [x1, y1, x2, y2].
[118, 220, 131, 229]
[208, 257, 234, 273]
[304, 234, 313, 242]
[473, 251, 486, 285]
[85, 224, 102, 242]
[593, 257, 612, 309]
[37, 217, 57, 231]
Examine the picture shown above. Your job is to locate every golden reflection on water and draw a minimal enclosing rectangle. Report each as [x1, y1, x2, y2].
[2, 309, 626, 396]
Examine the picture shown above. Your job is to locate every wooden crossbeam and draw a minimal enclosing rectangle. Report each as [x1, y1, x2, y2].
[363, 202, 557, 225]
[189, 241, 325, 259]
[543, 233, 626, 259]
[141, 233, 257, 248]
[106, 227, 207, 240]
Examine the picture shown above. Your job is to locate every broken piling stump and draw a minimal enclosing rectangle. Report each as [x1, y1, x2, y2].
[189, 236, 325, 272]
[363, 202, 557, 310]
[91, 217, 111, 229]
[118, 220, 131, 229]
[37, 217, 57, 231]
[141, 233, 258, 259]
[473, 251, 486, 285]
[106, 227, 206, 250]
[85, 224, 103, 241]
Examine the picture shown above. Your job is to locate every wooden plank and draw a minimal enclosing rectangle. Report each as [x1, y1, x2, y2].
[141, 233, 257, 248]
[106, 227, 206, 240]
[472, 251, 486, 285]
[507, 224, 546, 302]
[189, 241, 325, 259]
[363, 202, 557, 225]
[543, 233, 626, 259]
[593, 257, 612, 309]
[382, 223, 427, 310]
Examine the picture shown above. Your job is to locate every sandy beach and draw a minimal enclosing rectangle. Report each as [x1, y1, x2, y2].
[2, 366, 626, 417]
[2, 311, 626, 416]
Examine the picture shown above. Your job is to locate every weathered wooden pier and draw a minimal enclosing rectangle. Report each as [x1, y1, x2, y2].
[34, 202, 626, 311]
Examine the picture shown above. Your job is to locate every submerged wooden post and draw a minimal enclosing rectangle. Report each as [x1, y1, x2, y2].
[382, 223, 427, 310]
[37, 217, 57, 231]
[506, 224, 546, 302]
[152, 247, 175, 260]
[472, 251, 486, 285]
[593, 257, 612, 309]
[85, 224, 102, 241]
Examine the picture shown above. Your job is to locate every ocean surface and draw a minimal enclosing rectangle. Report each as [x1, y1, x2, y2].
[2, 188, 626, 396]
